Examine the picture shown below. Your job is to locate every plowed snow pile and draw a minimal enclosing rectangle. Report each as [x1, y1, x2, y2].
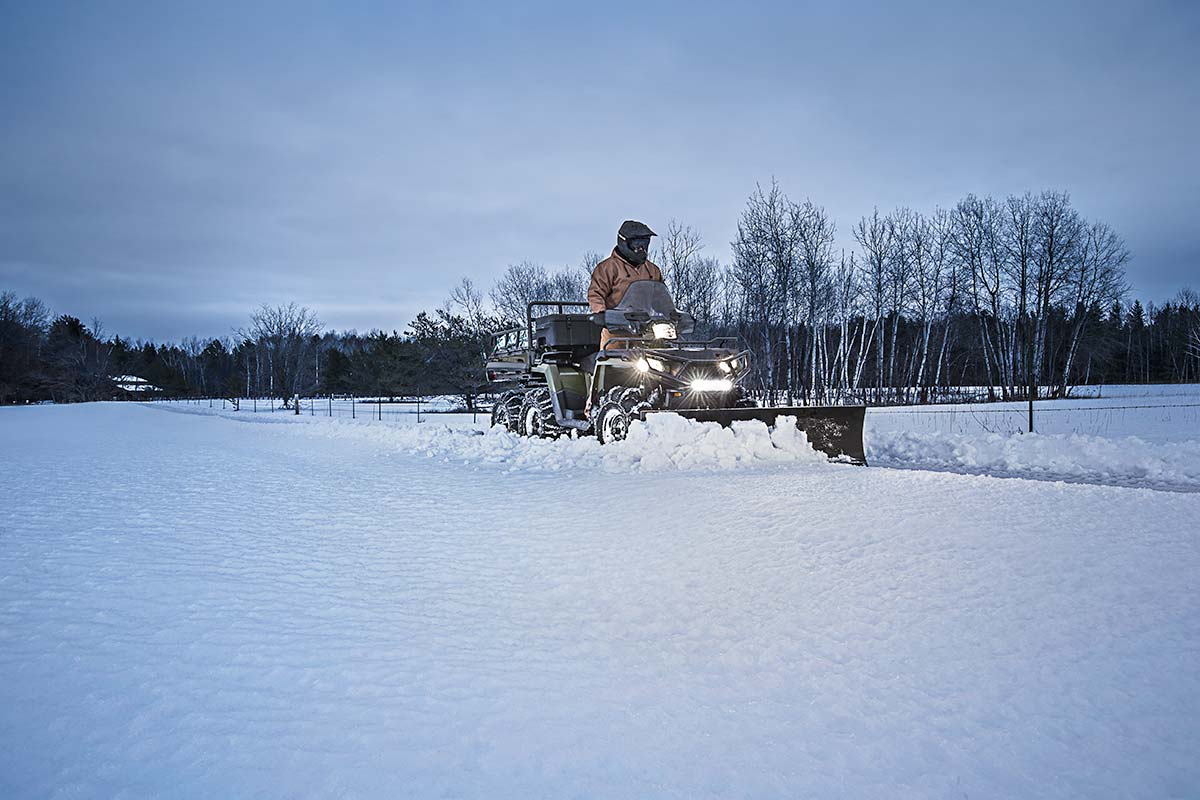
[864, 384, 1200, 492]
[158, 403, 831, 473]
[432, 413, 829, 472]
[868, 429, 1200, 492]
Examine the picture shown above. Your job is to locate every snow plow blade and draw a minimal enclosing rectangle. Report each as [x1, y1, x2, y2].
[643, 406, 868, 465]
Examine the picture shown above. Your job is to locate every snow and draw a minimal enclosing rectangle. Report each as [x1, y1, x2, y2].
[2, 400, 1199, 798]
[868, 383, 1200, 444]
[868, 429, 1200, 493]
[865, 383, 1200, 493]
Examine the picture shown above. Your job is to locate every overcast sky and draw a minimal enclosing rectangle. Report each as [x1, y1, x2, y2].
[2, 0, 1197, 341]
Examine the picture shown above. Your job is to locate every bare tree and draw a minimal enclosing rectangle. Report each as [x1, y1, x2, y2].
[657, 219, 705, 306]
[578, 250, 605, 294]
[952, 195, 1005, 398]
[490, 261, 586, 323]
[653, 220, 723, 329]
[1059, 221, 1127, 393]
[545, 266, 588, 303]
[731, 181, 803, 400]
[1181, 289, 1200, 374]
[906, 210, 952, 398]
[490, 261, 548, 323]
[685, 256, 724, 331]
[241, 303, 324, 413]
[929, 208, 961, 390]
[793, 200, 837, 401]
[853, 208, 894, 401]
[1031, 190, 1083, 387]
[830, 252, 868, 396]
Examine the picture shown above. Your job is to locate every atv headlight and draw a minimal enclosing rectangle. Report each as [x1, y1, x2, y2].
[636, 357, 668, 373]
[690, 378, 734, 392]
[717, 360, 732, 373]
[651, 323, 677, 340]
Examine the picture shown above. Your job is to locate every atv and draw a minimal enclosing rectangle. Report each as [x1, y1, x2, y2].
[486, 280, 867, 463]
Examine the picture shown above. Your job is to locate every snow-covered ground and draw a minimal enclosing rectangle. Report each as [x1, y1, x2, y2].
[2, 398, 1199, 798]
[172, 384, 1200, 492]
[866, 384, 1200, 493]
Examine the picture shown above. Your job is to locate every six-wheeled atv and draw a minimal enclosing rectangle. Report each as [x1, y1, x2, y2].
[486, 281, 867, 463]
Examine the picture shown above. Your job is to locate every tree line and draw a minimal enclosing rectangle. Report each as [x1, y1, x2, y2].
[2, 183, 1198, 407]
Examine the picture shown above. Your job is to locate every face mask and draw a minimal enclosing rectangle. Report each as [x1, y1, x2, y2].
[627, 237, 651, 255]
[620, 235, 651, 264]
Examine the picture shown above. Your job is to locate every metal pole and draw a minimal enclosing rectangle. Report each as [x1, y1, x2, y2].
[417, 389, 422, 423]
[378, 396, 382, 421]
[352, 395, 355, 419]
[329, 395, 332, 417]
[1028, 316, 1035, 434]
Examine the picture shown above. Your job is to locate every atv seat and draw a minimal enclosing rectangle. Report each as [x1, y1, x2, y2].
[578, 349, 615, 377]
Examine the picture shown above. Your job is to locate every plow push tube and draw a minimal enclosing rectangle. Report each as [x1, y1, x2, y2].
[639, 406, 869, 465]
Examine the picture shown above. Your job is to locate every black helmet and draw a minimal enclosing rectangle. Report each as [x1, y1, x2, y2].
[616, 219, 655, 266]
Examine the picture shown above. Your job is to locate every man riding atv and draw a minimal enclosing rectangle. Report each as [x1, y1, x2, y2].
[586, 220, 663, 414]
[483, 221, 869, 462]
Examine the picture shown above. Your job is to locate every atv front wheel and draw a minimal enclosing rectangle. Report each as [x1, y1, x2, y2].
[594, 386, 647, 445]
[519, 388, 562, 438]
[595, 402, 630, 444]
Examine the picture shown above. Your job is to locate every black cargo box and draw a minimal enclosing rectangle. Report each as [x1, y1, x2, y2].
[533, 313, 602, 348]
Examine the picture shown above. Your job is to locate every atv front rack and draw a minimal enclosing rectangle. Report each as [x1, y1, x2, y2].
[600, 335, 744, 353]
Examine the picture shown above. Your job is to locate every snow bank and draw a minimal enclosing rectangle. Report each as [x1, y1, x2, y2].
[869, 428, 1200, 492]
[158, 400, 1200, 490]
[153, 403, 831, 473]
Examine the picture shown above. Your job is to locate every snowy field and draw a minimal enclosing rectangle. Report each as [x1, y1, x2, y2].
[867, 384, 1200, 492]
[180, 383, 1200, 493]
[2, 395, 1199, 798]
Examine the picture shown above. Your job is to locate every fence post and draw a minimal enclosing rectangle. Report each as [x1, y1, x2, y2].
[329, 395, 332, 417]
[378, 396, 382, 421]
[352, 395, 356, 419]
[310, 397, 313, 416]
[254, 397, 257, 413]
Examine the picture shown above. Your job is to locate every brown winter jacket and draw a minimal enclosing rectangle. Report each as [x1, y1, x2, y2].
[587, 249, 665, 313]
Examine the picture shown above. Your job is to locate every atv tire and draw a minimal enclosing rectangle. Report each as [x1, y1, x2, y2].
[490, 390, 524, 432]
[519, 388, 562, 439]
[595, 386, 647, 445]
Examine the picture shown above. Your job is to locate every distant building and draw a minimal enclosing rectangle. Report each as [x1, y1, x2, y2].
[111, 375, 160, 397]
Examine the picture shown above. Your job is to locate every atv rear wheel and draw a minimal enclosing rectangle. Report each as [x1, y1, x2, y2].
[490, 390, 524, 432]
[519, 388, 562, 439]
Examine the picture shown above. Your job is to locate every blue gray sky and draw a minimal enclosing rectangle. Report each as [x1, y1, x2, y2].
[2, 0, 1197, 340]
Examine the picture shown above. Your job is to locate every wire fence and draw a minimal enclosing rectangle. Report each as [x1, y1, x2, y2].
[153, 386, 1200, 442]
[865, 396, 1200, 440]
[153, 395, 489, 426]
